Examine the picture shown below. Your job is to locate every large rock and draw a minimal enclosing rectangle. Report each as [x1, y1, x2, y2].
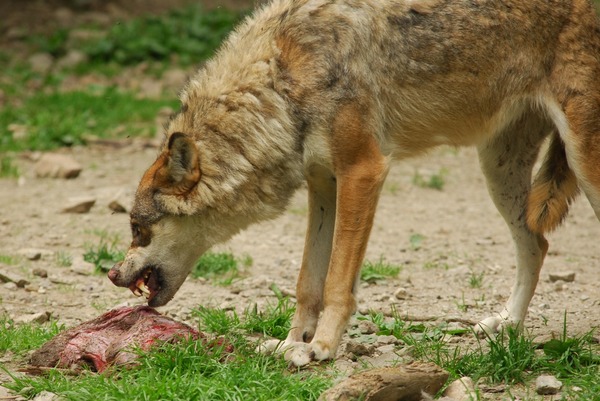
[319, 363, 448, 401]
[34, 154, 82, 179]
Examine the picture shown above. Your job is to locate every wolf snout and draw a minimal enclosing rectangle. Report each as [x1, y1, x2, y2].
[108, 262, 123, 284]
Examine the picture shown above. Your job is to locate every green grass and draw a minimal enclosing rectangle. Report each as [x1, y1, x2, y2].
[83, 232, 125, 274]
[55, 251, 73, 268]
[2, 300, 329, 401]
[0, 156, 19, 178]
[412, 168, 448, 190]
[0, 86, 177, 152]
[0, 254, 17, 265]
[468, 269, 485, 289]
[194, 297, 295, 341]
[5, 339, 330, 401]
[0, 318, 64, 356]
[360, 257, 401, 283]
[31, 6, 244, 67]
[191, 251, 252, 285]
[409, 233, 425, 250]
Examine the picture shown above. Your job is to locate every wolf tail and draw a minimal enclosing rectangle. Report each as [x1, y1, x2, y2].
[526, 132, 580, 234]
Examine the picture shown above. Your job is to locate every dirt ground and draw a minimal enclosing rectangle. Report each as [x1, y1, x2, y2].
[1, 1, 599, 399]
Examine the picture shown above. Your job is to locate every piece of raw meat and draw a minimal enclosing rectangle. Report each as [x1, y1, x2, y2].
[30, 306, 225, 372]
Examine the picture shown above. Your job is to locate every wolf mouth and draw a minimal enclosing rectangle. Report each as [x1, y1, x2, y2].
[128, 266, 161, 303]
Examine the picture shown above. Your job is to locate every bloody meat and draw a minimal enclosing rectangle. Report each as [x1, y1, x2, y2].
[29, 306, 227, 372]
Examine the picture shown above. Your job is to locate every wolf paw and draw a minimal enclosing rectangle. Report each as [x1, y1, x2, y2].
[256, 339, 333, 366]
[474, 315, 521, 338]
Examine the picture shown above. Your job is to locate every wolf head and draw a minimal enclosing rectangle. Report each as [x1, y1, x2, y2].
[108, 133, 208, 307]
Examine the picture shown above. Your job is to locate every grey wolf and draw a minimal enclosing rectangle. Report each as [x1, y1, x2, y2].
[108, 0, 600, 366]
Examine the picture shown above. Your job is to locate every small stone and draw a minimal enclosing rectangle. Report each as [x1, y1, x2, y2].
[15, 312, 51, 325]
[108, 199, 128, 213]
[376, 344, 396, 354]
[62, 197, 96, 213]
[33, 390, 61, 401]
[548, 272, 576, 283]
[394, 287, 409, 300]
[376, 335, 398, 345]
[536, 375, 562, 395]
[358, 320, 379, 335]
[0, 269, 30, 287]
[56, 50, 88, 69]
[443, 377, 476, 401]
[3, 282, 18, 291]
[32, 268, 48, 278]
[28, 53, 54, 74]
[345, 340, 375, 360]
[19, 248, 41, 261]
[34, 153, 82, 179]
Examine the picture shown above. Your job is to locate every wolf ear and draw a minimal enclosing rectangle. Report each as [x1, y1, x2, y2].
[161, 132, 201, 195]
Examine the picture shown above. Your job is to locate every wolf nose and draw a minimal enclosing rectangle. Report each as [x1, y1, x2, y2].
[108, 262, 123, 283]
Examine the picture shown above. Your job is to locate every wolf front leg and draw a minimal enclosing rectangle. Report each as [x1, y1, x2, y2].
[291, 105, 389, 366]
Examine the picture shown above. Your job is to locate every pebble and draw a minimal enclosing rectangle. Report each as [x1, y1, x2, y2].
[33, 390, 61, 401]
[108, 199, 128, 213]
[344, 340, 376, 360]
[394, 287, 409, 300]
[32, 268, 48, 278]
[0, 269, 30, 287]
[376, 335, 399, 345]
[62, 196, 96, 213]
[3, 282, 18, 291]
[535, 375, 562, 395]
[18, 248, 42, 261]
[56, 49, 88, 69]
[28, 53, 54, 74]
[14, 311, 51, 325]
[443, 377, 476, 401]
[34, 153, 82, 179]
[358, 320, 379, 335]
[548, 272, 576, 283]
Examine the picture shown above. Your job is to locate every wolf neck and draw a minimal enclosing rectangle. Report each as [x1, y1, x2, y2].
[165, 43, 305, 242]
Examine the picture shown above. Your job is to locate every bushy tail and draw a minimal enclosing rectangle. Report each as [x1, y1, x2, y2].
[526, 132, 579, 234]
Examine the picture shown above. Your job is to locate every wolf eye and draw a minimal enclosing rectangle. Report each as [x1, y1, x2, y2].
[131, 224, 141, 239]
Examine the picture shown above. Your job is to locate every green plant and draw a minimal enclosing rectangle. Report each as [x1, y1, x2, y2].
[191, 251, 244, 285]
[409, 233, 425, 250]
[81, 7, 245, 66]
[0, 86, 178, 152]
[412, 168, 447, 190]
[83, 232, 125, 274]
[0, 254, 17, 265]
[360, 257, 401, 283]
[468, 269, 485, 288]
[55, 251, 72, 267]
[0, 317, 63, 356]
[0, 156, 19, 178]
[5, 337, 330, 401]
[242, 298, 295, 340]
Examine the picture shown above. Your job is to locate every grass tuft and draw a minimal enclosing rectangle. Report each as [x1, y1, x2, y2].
[360, 257, 401, 283]
[83, 231, 125, 274]
[191, 251, 252, 285]
[0, 317, 64, 356]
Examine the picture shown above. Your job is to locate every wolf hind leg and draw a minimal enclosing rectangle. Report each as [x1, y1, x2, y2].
[475, 110, 552, 335]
